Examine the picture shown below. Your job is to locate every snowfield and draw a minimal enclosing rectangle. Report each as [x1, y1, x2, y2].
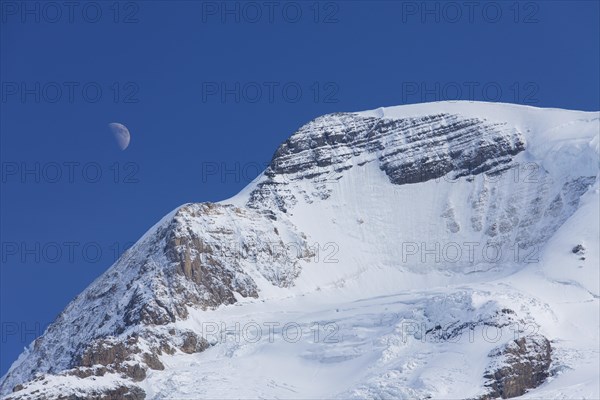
[2, 101, 598, 399]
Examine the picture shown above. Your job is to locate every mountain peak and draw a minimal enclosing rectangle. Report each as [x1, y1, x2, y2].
[3, 102, 599, 399]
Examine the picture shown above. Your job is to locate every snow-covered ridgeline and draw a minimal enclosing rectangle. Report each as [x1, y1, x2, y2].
[2, 102, 598, 399]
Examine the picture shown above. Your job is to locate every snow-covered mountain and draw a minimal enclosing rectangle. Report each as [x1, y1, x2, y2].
[2, 101, 598, 399]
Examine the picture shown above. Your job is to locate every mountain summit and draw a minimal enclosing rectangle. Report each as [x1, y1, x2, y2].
[2, 101, 599, 399]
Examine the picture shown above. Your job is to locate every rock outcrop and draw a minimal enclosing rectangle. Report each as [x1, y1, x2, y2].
[481, 334, 552, 399]
[249, 112, 525, 211]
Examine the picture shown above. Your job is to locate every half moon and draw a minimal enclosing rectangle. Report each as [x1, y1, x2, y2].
[108, 122, 131, 151]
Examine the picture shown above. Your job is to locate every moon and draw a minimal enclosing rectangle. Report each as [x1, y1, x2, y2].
[108, 122, 131, 151]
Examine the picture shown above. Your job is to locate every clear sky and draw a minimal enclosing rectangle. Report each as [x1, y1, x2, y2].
[1, 0, 599, 376]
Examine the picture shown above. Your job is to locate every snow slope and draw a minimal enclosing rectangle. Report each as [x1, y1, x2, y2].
[2, 101, 598, 399]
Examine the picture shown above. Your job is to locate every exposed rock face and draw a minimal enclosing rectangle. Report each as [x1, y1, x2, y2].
[77, 335, 163, 381]
[481, 334, 552, 399]
[249, 112, 525, 211]
[3, 327, 209, 399]
[0, 203, 312, 398]
[246, 111, 594, 270]
[572, 244, 585, 254]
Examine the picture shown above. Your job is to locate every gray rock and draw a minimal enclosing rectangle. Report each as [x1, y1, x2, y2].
[481, 334, 552, 399]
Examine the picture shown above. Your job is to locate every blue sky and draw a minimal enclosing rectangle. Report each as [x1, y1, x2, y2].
[1, 0, 599, 375]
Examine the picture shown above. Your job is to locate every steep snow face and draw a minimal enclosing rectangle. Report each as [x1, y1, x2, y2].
[237, 103, 598, 290]
[1, 102, 598, 399]
[244, 102, 597, 210]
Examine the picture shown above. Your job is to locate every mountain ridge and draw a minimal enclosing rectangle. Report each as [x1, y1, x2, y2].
[2, 101, 598, 399]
